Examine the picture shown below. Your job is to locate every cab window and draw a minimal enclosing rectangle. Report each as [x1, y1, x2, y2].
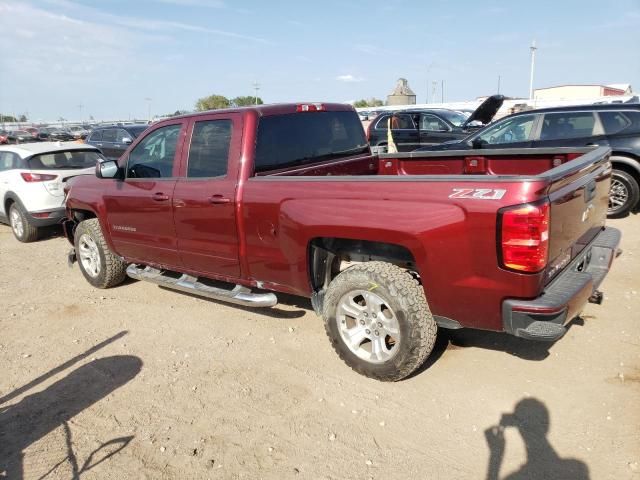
[127, 124, 182, 178]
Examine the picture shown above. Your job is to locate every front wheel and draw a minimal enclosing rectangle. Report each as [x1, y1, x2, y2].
[322, 262, 437, 381]
[74, 218, 127, 288]
[608, 168, 640, 218]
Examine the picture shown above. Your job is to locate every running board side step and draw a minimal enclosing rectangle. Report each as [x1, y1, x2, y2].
[126, 265, 278, 308]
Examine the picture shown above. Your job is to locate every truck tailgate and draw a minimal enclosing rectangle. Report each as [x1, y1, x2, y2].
[545, 147, 612, 283]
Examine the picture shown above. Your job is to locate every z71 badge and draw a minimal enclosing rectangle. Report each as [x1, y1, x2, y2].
[449, 188, 507, 200]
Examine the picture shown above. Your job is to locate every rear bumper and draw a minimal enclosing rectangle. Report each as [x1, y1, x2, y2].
[27, 207, 66, 227]
[502, 227, 621, 341]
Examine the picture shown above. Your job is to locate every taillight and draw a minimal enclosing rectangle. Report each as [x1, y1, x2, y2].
[20, 172, 58, 182]
[366, 119, 373, 141]
[499, 201, 550, 273]
[296, 103, 324, 112]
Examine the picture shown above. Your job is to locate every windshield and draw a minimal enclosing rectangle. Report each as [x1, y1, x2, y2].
[254, 111, 368, 173]
[28, 150, 104, 169]
[437, 110, 469, 127]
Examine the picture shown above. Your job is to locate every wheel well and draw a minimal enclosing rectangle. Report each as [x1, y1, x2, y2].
[309, 237, 417, 293]
[70, 209, 97, 222]
[4, 197, 15, 214]
[611, 154, 640, 178]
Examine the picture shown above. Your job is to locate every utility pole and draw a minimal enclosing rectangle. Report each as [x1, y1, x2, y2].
[252, 81, 260, 105]
[529, 40, 537, 100]
[144, 97, 152, 122]
[77, 103, 83, 122]
[431, 81, 437, 105]
[497, 75, 501, 94]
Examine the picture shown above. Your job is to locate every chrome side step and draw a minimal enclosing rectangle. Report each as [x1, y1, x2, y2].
[126, 264, 278, 308]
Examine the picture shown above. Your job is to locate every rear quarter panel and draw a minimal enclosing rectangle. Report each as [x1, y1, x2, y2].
[241, 176, 549, 331]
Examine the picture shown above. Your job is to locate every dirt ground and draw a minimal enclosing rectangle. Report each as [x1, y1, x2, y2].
[0, 217, 638, 480]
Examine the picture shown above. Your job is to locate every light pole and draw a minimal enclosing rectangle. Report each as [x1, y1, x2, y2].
[144, 97, 152, 122]
[529, 40, 537, 100]
[497, 75, 501, 94]
[77, 103, 83, 122]
[252, 81, 260, 105]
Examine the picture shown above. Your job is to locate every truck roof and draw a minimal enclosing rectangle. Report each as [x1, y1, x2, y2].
[170, 102, 356, 121]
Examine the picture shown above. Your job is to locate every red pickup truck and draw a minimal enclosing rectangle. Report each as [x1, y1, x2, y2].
[63, 103, 621, 381]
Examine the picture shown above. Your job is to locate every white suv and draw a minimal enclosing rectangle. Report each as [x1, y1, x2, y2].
[0, 142, 104, 242]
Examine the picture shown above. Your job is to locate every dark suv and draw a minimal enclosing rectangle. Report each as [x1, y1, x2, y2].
[366, 95, 504, 152]
[417, 104, 640, 217]
[86, 125, 149, 160]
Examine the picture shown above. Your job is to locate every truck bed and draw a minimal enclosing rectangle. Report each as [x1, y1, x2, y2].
[259, 147, 592, 178]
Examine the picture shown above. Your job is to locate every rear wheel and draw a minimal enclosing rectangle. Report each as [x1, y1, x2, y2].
[608, 168, 640, 218]
[322, 261, 437, 381]
[9, 203, 39, 243]
[74, 218, 127, 288]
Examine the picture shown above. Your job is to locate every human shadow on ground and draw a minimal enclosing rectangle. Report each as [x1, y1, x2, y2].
[0, 337, 142, 479]
[485, 398, 590, 479]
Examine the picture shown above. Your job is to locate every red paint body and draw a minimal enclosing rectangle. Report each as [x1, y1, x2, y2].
[65, 104, 614, 332]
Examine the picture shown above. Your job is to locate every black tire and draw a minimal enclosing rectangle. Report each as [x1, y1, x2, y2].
[608, 167, 640, 218]
[322, 261, 437, 381]
[9, 203, 39, 243]
[74, 218, 127, 288]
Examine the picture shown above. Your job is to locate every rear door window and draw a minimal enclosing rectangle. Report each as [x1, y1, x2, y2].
[89, 130, 102, 141]
[187, 120, 232, 178]
[254, 111, 367, 174]
[375, 114, 415, 130]
[540, 112, 596, 140]
[102, 129, 117, 142]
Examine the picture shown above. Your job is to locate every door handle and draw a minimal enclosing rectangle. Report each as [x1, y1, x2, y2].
[96, 143, 103, 147]
[152, 192, 170, 201]
[209, 195, 231, 204]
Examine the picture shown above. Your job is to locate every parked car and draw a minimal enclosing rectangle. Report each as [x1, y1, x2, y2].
[0, 142, 104, 242]
[63, 103, 619, 381]
[23, 127, 39, 138]
[68, 125, 90, 140]
[0, 130, 8, 144]
[86, 125, 149, 160]
[37, 127, 75, 142]
[367, 94, 504, 152]
[416, 104, 640, 218]
[7, 130, 40, 144]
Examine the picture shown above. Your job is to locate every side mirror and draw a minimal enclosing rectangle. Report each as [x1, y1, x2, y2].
[471, 137, 487, 149]
[122, 138, 132, 144]
[96, 160, 120, 179]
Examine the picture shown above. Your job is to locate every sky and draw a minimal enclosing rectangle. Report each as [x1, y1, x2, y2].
[0, 0, 638, 122]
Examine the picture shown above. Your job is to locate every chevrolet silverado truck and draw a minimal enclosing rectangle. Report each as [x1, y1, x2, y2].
[62, 103, 621, 381]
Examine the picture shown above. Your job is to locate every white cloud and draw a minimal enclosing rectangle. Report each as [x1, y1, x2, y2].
[336, 74, 364, 83]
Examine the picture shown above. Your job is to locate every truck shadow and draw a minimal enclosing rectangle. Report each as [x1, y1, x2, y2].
[484, 397, 590, 479]
[0, 334, 142, 480]
[442, 316, 587, 362]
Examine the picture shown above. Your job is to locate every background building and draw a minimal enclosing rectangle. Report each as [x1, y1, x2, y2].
[534, 84, 632, 101]
[387, 78, 416, 106]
